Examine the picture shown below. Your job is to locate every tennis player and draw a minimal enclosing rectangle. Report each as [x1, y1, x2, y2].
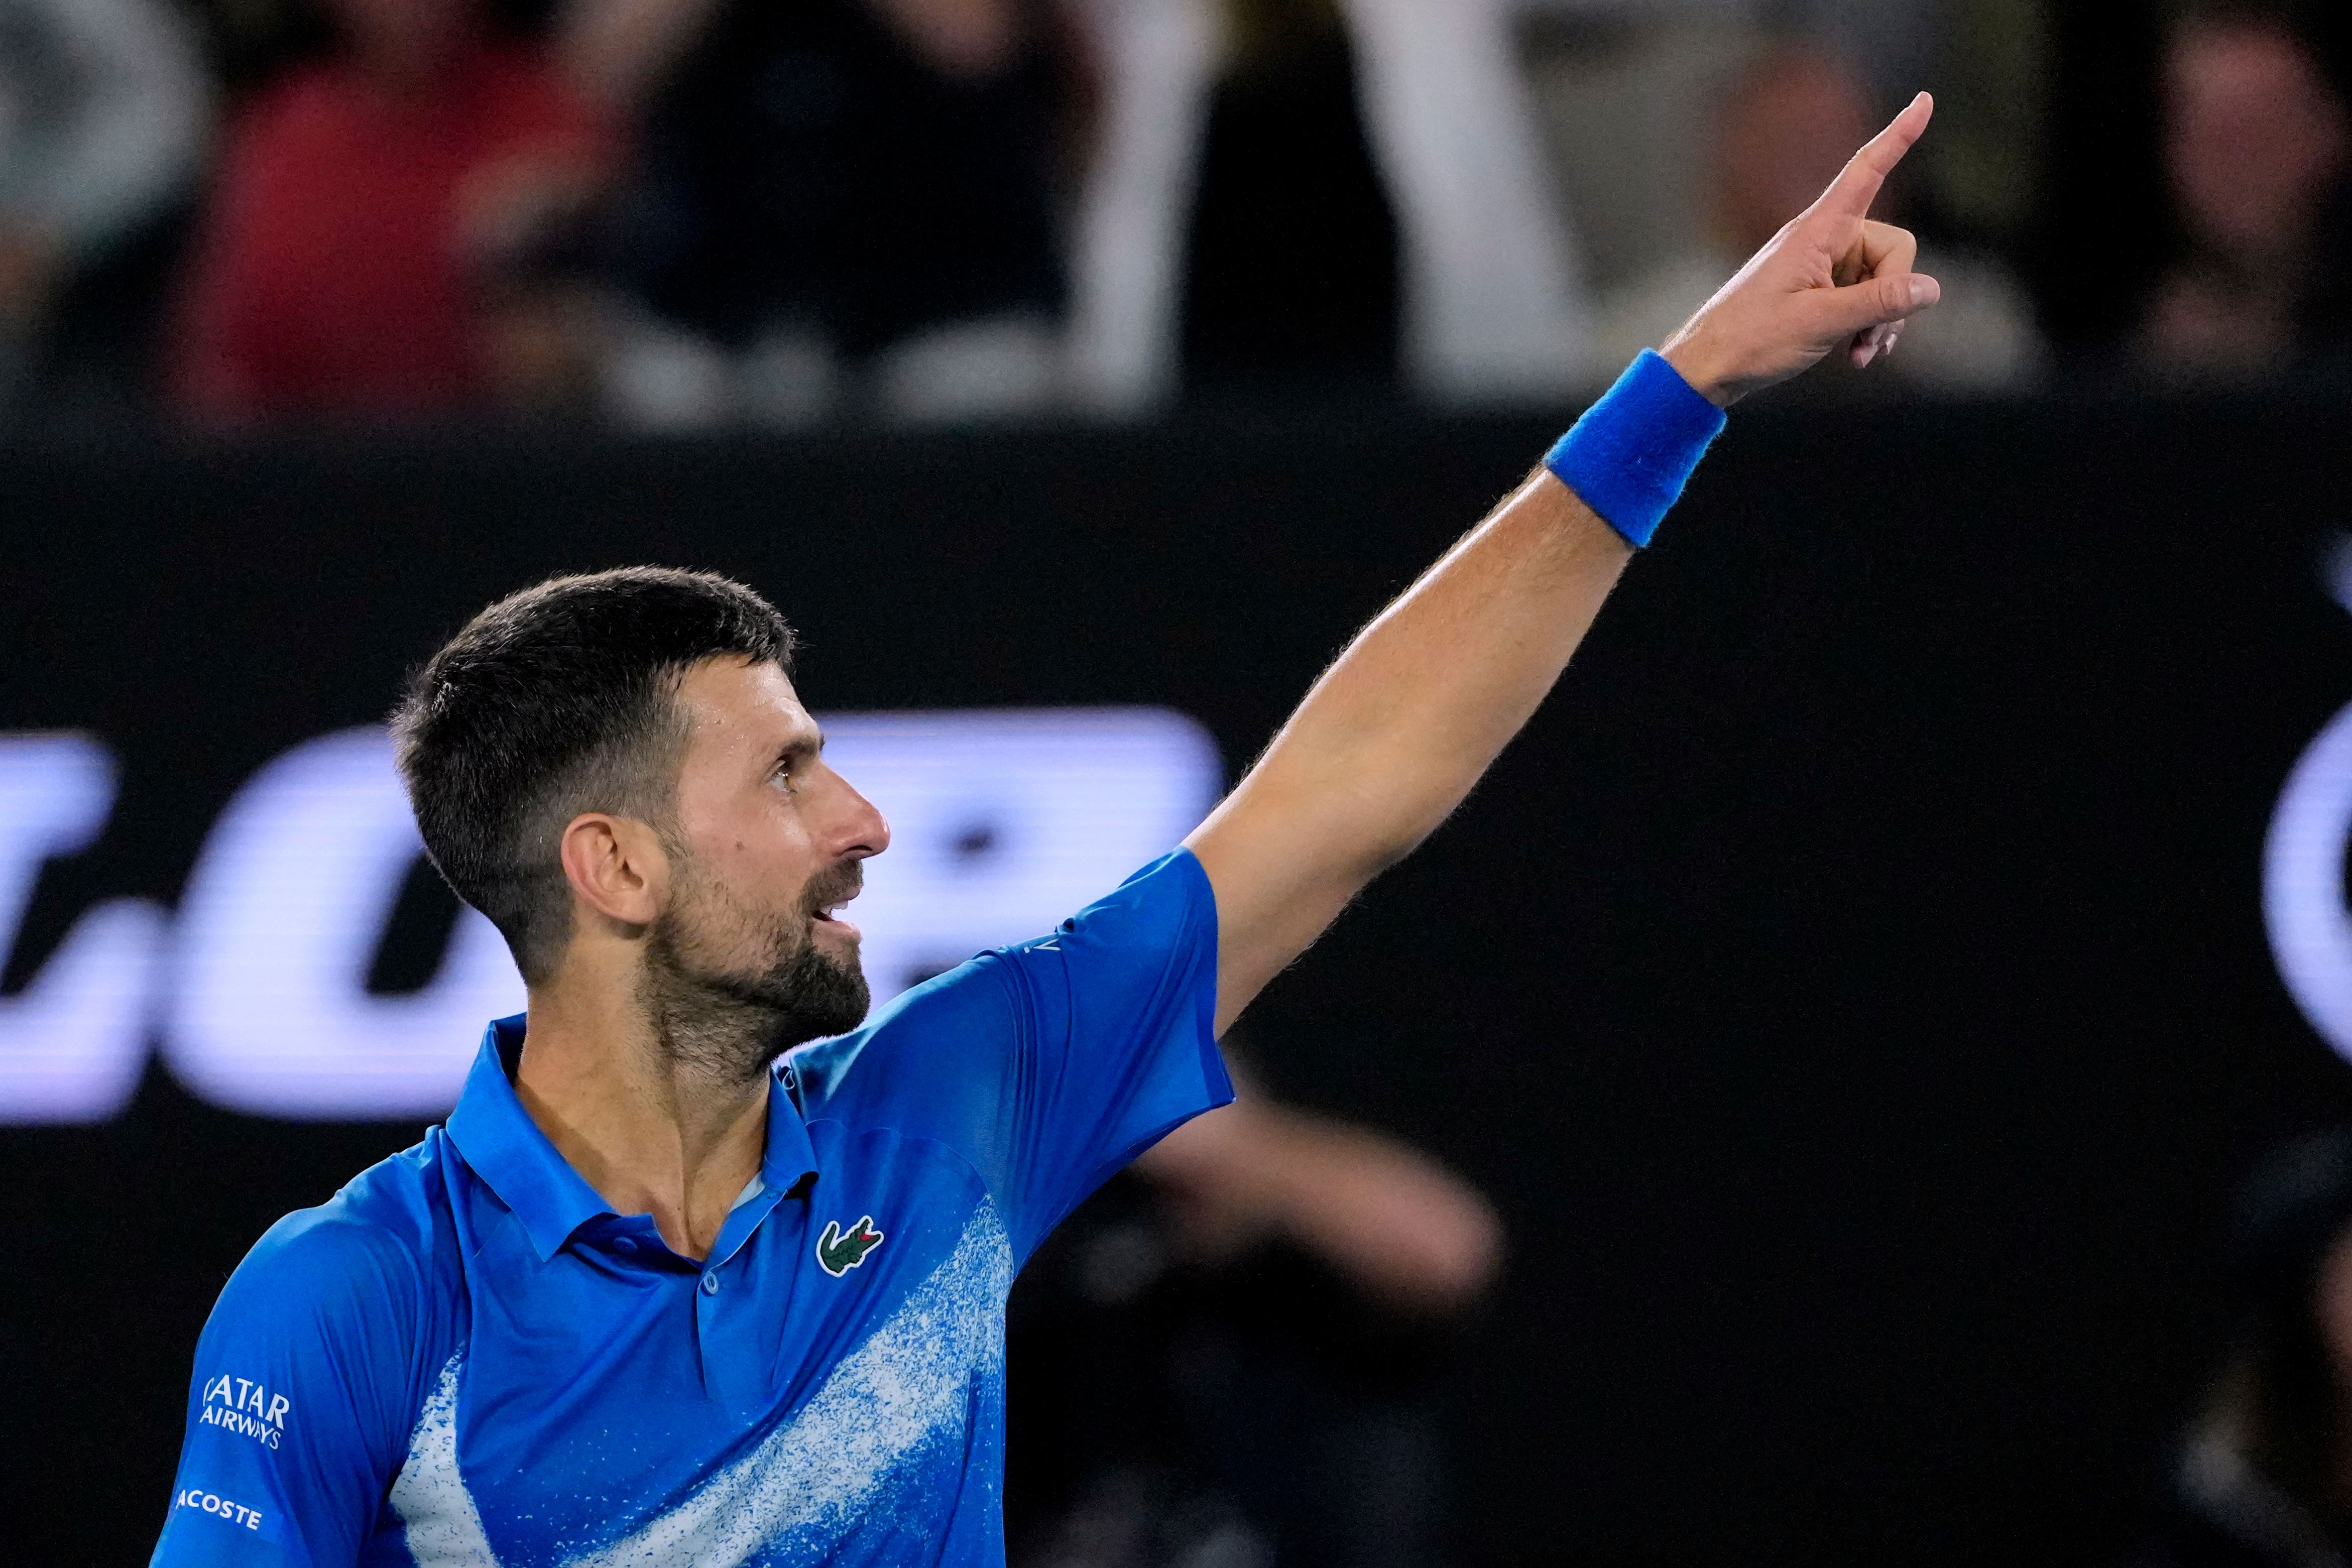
[153, 95, 1944, 1568]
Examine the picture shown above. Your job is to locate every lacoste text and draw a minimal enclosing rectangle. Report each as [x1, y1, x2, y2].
[176, 1489, 265, 1530]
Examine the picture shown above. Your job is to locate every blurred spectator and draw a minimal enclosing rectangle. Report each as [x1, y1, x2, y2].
[0, 0, 208, 414]
[572, 0, 1086, 427]
[1516, 2, 2048, 377]
[1587, 41, 2043, 393]
[169, 0, 610, 423]
[176, 0, 332, 101]
[1174, 0, 1402, 398]
[1513, 3, 1765, 309]
[2139, 4, 2352, 380]
[1008, 1051, 1502, 1568]
[2134, 1130, 2352, 1568]
[1064, 0, 1588, 414]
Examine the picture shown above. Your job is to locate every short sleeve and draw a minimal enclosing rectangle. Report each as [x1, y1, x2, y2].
[150, 1209, 421, 1568]
[792, 849, 1231, 1260]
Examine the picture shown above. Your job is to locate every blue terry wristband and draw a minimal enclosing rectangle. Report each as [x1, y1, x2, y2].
[1542, 349, 1727, 548]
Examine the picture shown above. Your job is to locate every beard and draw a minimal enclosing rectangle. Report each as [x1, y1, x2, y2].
[635, 854, 872, 1085]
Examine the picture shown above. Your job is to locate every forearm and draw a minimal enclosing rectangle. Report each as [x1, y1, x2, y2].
[1188, 470, 1628, 1025]
[1138, 1101, 1503, 1315]
[1243, 1108, 1504, 1314]
[1185, 94, 1940, 1033]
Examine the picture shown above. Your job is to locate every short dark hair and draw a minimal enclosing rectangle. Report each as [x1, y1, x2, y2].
[392, 568, 795, 982]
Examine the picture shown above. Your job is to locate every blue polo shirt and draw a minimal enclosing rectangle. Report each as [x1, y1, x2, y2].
[153, 850, 1228, 1568]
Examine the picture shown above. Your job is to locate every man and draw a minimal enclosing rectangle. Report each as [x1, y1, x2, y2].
[152, 95, 1942, 1568]
[2141, 2, 2351, 376]
[170, 0, 611, 422]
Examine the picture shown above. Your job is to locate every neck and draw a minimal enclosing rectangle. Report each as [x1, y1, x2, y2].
[515, 966, 771, 1262]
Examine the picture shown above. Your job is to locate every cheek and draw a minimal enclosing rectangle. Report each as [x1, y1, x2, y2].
[668, 860, 804, 970]
[698, 806, 816, 909]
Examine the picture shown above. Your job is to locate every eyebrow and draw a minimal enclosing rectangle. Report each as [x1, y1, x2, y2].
[776, 730, 824, 768]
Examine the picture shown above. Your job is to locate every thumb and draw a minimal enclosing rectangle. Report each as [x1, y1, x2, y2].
[1812, 270, 1941, 339]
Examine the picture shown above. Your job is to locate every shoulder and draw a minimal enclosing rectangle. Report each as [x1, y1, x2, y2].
[787, 850, 1216, 1119]
[789, 954, 1024, 1126]
[1061, 848, 1215, 948]
[1008, 848, 1218, 1018]
[214, 1134, 456, 1347]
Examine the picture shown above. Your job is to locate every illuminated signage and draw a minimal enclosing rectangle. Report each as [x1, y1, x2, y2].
[0, 710, 1220, 1123]
[167, 728, 530, 1119]
[2261, 547, 2352, 1067]
[0, 735, 164, 1122]
[2265, 698, 2352, 1063]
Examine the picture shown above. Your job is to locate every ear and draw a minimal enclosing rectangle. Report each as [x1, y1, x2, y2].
[557, 812, 671, 931]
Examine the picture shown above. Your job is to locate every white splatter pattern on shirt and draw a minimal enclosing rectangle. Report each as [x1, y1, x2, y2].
[388, 1201, 1014, 1567]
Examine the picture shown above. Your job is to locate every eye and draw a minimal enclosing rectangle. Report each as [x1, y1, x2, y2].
[773, 761, 798, 794]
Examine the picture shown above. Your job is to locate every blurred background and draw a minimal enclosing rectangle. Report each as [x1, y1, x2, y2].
[13, 0, 2352, 1564]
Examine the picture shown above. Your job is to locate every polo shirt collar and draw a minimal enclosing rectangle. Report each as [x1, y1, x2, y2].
[757, 1060, 819, 1202]
[445, 1014, 821, 1263]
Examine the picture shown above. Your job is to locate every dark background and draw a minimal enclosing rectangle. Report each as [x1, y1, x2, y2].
[8, 389, 2352, 1564]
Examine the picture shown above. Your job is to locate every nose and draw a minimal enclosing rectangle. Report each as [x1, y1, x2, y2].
[820, 762, 890, 862]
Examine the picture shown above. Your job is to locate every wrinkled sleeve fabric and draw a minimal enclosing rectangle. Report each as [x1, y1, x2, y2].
[794, 848, 1230, 1261]
[150, 1208, 419, 1568]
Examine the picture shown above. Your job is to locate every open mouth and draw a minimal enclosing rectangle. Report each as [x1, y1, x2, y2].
[808, 868, 863, 934]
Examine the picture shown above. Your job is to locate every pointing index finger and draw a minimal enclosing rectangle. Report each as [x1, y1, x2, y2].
[1814, 91, 1934, 222]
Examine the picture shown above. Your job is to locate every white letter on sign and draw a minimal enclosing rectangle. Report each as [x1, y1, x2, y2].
[165, 728, 524, 1118]
[2266, 698, 2352, 1066]
[819, 708, 1222, 1003]
[0, 734, 163, 1123]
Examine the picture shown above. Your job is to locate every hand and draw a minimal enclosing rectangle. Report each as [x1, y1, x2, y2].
[1662, 92, 1942, 407]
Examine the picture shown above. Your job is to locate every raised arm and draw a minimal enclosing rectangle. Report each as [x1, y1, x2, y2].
[1185, 94, 1942, 1034]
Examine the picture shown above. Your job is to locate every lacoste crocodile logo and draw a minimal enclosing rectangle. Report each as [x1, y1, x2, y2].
[815, 1216, 885, 1276]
